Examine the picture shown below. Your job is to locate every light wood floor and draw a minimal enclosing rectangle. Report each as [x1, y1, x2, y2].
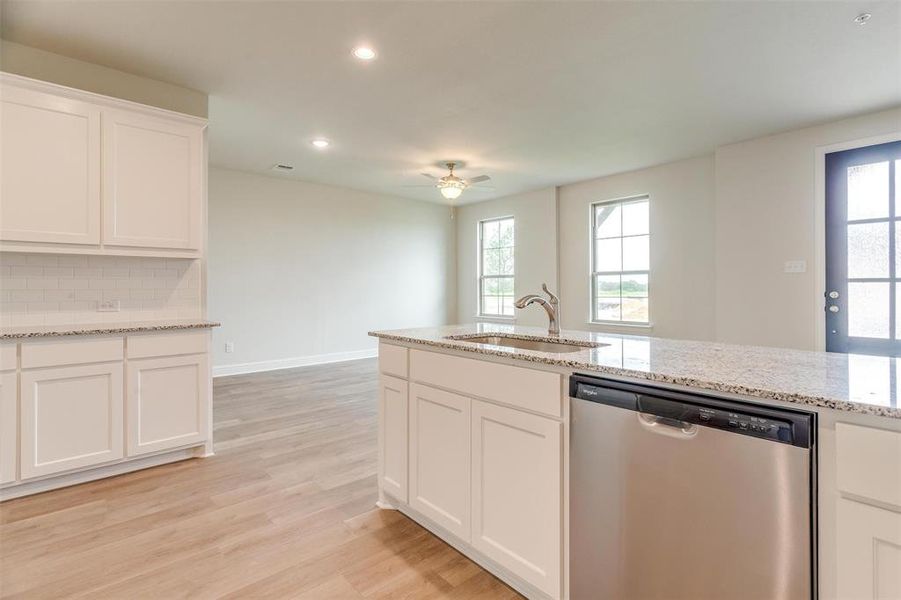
[0, 358, 521, 599]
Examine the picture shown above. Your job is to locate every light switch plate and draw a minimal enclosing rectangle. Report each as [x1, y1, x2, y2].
[225, 341, 235, 353]
[784, 260, 807, 273]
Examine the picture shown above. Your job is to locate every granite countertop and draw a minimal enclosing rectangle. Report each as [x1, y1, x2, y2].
[0, 319, 220, 340]
[369, 323, 901, 420]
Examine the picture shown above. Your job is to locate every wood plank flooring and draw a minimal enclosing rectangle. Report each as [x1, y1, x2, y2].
[0, 358, 521, 599]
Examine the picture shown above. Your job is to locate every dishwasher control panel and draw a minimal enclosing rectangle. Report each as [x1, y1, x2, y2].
[695, 406, 794, 443]
[570, 374, 814, 449]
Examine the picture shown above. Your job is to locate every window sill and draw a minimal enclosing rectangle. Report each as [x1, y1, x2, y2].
[587, 320, 654, 330]
[475, 315, 517, 323]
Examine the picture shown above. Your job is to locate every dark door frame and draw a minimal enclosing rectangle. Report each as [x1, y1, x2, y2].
[825, 140, 901, 355]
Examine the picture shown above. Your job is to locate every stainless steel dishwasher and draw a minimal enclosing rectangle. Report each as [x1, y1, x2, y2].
[570, 375, 817, 600]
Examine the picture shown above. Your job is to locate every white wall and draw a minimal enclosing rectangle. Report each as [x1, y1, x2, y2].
[558, 156, 717, 341]
[715, 106, 901, 350]
[208, 168, 455, 373]
[0, 40, 208, 117]
[455, 188, 558, 328]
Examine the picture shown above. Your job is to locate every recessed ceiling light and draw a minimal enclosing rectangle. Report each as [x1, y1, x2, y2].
[311, 138, 330, 149]
[854, 12, 872, 24]
[352, 46, 377, 60]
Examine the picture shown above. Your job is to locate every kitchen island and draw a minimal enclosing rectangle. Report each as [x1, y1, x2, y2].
[369, 323, 901, 600]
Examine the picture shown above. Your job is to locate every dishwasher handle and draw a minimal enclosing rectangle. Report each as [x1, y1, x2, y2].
[638, 412, 699, 439]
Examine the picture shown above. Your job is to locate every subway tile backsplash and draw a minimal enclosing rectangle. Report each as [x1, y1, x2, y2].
[0, 253, 202, 327]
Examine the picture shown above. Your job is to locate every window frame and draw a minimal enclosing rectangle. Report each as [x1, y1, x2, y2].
[589, 195, 651, 325]
[477, 215, 515, 318]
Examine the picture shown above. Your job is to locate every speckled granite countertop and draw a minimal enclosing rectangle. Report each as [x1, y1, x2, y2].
[370, 323, 901, 419]
[0, 319, 220, 340]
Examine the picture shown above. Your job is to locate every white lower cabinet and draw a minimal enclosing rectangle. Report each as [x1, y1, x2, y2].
[379, 375, 408, 503]
[835, 422, 901, 599]
[0, 371, 17, 484]
[20, 362, 124, 479]
[409, 384, 471, 541]
[471, 399, 562, 599]
[127, 354, 209, 456]
[836, 498, 901, 599]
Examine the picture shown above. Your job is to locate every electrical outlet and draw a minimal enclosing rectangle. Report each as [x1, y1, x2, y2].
[225, 341, 235, 353]
[97, 300, 120, 312]
[784, 260, 807, 274]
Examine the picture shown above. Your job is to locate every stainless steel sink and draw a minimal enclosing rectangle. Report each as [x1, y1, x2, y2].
[447, 334, 604, 353]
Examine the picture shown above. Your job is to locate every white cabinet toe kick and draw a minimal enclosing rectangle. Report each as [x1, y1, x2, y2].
[377, 342, 566, 600]
[0, 331, 213, 501]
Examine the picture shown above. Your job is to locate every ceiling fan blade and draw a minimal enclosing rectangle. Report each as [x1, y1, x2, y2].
[466, 175, 491, 184]
[469, 186, 495, 191]
[421, 172, 439, 180]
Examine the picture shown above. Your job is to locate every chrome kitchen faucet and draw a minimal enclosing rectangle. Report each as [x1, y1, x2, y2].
[514, 283, 560, 336]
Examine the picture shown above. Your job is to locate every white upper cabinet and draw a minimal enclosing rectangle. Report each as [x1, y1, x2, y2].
[102, 110, 202, 250]
[0, 74, 206, 256]
[0, 84, 101, 245]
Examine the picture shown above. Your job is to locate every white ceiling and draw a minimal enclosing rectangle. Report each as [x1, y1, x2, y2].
[2, 1, 899, 204]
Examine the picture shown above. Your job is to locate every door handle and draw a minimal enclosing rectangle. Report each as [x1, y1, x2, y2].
[827, 305, 839, 313]
[638, 413, 698, 439]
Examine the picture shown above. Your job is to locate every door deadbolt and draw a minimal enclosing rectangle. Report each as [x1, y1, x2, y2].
[828, 305, 839, 313]
[828, 290, 839, 299]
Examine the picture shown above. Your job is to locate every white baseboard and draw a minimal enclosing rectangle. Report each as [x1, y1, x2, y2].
[213, 348, 378, 378]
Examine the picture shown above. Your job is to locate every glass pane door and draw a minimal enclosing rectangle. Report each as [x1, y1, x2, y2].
[825, 141, 901, 355]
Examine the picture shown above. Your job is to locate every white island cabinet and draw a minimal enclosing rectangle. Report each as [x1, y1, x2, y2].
[375, 327, 901, 600]
[0, 73, 205, 257]
[377, 342, 565, 600]
[833, 422, 901, 599]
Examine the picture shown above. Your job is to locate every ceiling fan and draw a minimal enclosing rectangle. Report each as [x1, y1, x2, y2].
[420, 162, 492, 200]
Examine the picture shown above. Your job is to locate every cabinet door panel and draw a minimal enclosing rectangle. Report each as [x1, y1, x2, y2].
[0, 86, 100, 244]
[103, 110, 202, 250]
[379, 375, 408, 503]
[127, 354, 209, 456]
[410, 384, 470, 541]
[472, 400, 562, 599]
[837, 498, 901, 599]
[0, 371, 17, 484]
[20, 363, 124, 479]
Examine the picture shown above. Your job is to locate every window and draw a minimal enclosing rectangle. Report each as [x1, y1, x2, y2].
[591, 196, 649, 323]
[479, 216, 515, 317]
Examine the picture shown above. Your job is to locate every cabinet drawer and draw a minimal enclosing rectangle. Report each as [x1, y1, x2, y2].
[379, 343, 408, 378]
[837, 422, 901, 508]
[410, 349, 562, 417]
[127, 331, 208, 359]
[0, 343, 16, 372]
[22, 336, 123, 369]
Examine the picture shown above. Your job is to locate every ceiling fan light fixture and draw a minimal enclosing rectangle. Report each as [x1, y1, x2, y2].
[439, 182, 465, 200]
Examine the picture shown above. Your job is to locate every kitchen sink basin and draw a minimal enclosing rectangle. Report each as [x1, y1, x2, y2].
[447, 334, 604, 353]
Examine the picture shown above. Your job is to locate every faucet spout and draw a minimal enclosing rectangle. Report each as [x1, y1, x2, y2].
[514, 284, 561, 336]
